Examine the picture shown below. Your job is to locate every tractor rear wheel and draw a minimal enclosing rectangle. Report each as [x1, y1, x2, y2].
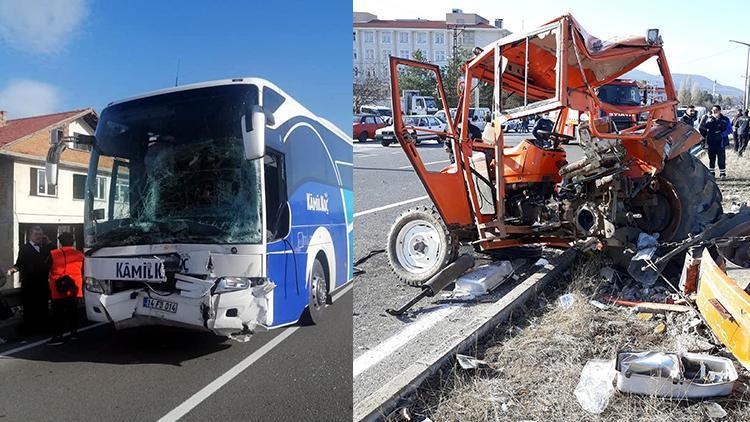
[387, 206, 459, 286]
[633, 152, 722, 242]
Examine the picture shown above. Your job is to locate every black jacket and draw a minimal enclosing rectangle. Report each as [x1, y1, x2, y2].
[700, 115, 728, 145]
[532, 118, 554, 142]
[14, 243, 52, 291]
[680, 113, 696, 127]
[733, 115, 750, 136]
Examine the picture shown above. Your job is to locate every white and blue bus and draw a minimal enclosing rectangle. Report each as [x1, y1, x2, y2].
[45, 78, 353, 339]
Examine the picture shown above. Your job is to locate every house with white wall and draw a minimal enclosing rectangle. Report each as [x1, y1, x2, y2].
[0, 109, 99, 288]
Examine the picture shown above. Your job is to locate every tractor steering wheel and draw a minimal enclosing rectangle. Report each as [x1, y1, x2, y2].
[536, 130, 576, 142]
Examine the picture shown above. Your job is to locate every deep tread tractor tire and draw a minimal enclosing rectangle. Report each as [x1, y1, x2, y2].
[358, 132, 368, 143]
[387, 206, 459, 286]
[659, 153, 723, 241]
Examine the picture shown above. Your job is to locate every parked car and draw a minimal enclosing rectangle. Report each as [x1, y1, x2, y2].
[360, 105, 392, 120]
[353, 114, 387, 142]
[376, 115, 445, 146]
[434, 107, 490, 131]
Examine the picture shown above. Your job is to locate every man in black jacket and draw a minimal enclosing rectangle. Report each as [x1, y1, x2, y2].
[733, 109, 750, 156]
[700, 105, 729, 179]
[680, 105, 697, 127]
[6, 226, 52, 335]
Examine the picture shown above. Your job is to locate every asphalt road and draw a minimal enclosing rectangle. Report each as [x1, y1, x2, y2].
[352, 134, 584, 403]
[0, 286, 352, 421]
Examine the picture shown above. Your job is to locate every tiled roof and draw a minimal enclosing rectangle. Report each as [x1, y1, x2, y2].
[354, 20, 498, 29]
[0, 109, 94, 149]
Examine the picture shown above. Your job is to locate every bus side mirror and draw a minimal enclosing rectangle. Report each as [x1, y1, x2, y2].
[274, 201, 291, 239]
[241, 105, 268, 160]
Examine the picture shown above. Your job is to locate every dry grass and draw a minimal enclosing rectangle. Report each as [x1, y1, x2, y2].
[411, 257, 750, 421]
[700, 148, 750, 209]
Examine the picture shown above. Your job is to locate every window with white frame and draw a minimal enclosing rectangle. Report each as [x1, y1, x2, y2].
[72, 174, 87, 200]
[95, 176, 107, 200]
[400, 50, 410, 58]
[416, 32, 427, 44]
[398, 32, 409, 43]
[354, 50, 358, 60]
[381, 32, 391, 44]
[353, 31, 356, 41]
[434, 50, 446, 62]
[435, 33, 445, 44]
[69, 131, 92, 152]
[115, 180, 129, 204]
[382, 49, 392, 61]
[365, 49, 375, 61]
[30, 168, 56, 197]
[364, 31, 374, 43]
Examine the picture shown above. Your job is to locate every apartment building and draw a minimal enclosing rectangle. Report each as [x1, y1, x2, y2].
[353, 9, 510, 79]
[0, 109, 99, 288]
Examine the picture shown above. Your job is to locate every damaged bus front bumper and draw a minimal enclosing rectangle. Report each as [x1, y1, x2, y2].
[84, 276, 276, 338]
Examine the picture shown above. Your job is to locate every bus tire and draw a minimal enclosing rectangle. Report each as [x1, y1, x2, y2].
[387, 206, 458, 286]
[358, 132, 368, 143]
[301, 255, 330, 325]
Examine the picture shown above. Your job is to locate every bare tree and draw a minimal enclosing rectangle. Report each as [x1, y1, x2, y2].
[353, 70, 389, 113]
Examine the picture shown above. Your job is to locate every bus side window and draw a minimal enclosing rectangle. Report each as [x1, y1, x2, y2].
[264, 149, 288, 240]
[263, 87, 286, 114]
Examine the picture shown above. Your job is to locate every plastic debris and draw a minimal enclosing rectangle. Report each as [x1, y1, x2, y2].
[533, 258, 550, 267]
[615, 351, 737, 398]
[574, 359, 616, 414]
[627, 232, 660, 286]
[653, 322, 667, 334]
[704, 401, 728, 419]
[558, 293, 576, 309]
[589, 300, 608, 310]
[454, 261, 513, 295]
[456, 354, 489, 370]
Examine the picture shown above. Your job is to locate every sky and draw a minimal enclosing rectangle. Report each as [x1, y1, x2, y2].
[354, 0, 750, 92]
[0, 0, 353, 130]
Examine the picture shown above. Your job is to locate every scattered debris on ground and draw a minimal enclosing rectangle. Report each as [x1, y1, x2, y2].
[408, 255, 750, 421]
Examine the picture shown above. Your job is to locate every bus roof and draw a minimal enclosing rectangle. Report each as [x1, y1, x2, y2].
[106, 77, 351, 144]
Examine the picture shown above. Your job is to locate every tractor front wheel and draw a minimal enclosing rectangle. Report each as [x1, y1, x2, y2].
[387, 206, 458, 286]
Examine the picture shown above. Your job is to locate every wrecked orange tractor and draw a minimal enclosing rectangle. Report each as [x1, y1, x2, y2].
[386, 15, 721, 285]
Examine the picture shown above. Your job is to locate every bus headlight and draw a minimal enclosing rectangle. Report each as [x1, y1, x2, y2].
[85, 277, 104, 293]
[213, 277, 268, 294]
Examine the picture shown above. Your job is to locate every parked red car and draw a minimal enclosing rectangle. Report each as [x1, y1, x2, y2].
[353, 114, 387, 142]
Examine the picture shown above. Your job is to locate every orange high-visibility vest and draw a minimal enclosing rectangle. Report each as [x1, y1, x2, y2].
[49, 247, 84, 299]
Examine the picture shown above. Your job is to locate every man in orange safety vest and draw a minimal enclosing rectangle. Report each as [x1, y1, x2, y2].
[48, 232, 84, 345]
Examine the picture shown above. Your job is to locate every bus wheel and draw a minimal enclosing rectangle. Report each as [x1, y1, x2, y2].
[302, 256, 330, 325]
[387, 206, 458, 286]
[358, 132, 368, 143]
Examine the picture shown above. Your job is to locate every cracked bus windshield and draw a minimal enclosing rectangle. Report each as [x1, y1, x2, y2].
[86, 84, 262, 248]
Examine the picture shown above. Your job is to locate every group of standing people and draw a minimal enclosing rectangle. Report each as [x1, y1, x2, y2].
[6, 226, 84, 345]
[680, 104, 750, 179]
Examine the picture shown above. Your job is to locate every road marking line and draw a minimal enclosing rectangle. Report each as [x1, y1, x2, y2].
[332, 281, 354, 301]
[397, 159, 450, 169]
[353, 305, 460, 378]
[159, 327, 300, 422]
[353, 195, 429, 218]
[0, 322, 108, 358]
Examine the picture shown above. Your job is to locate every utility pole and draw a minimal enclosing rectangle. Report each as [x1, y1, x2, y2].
[730, 40, 750, 109]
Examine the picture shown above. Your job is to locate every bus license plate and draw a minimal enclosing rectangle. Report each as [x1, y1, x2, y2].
[143, 297, 178, 313]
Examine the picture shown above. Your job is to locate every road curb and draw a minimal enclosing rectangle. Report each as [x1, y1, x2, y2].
[354, 248, 579, 421]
